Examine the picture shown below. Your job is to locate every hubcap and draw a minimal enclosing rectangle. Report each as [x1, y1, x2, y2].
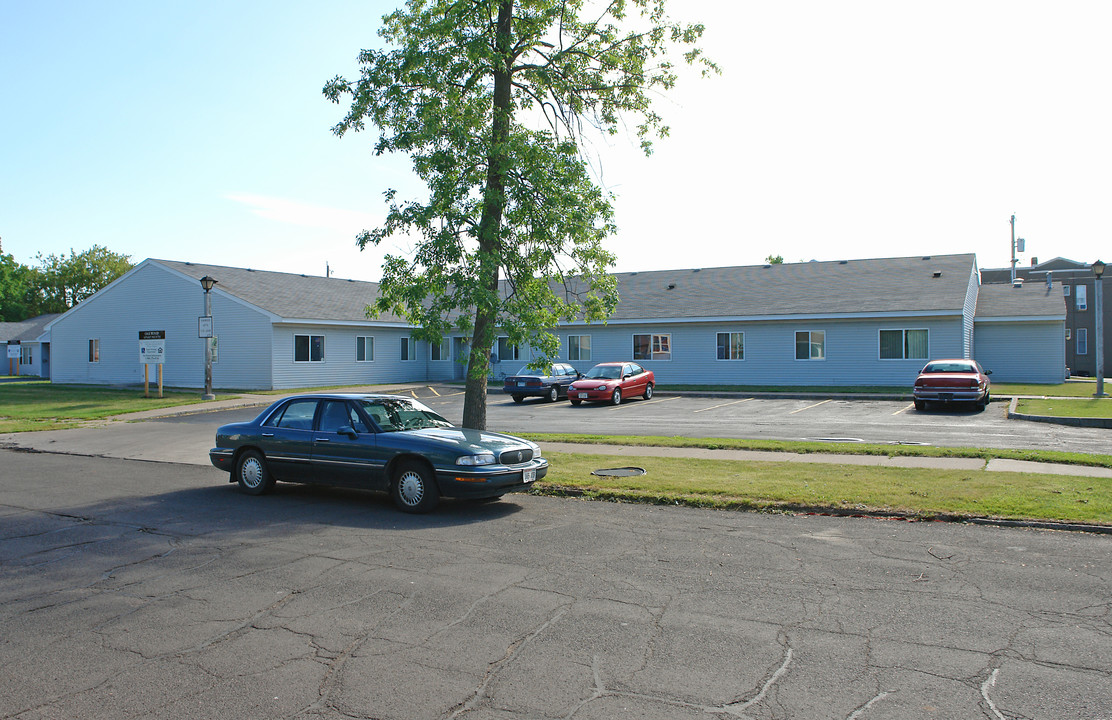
[240, 457, 263, 488]
[397, 470, 425, 506]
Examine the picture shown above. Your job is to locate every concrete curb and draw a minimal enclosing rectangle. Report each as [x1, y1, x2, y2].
[1006, 397, 1112, 429]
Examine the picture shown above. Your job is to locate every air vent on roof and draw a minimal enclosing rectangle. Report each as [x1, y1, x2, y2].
[839, 260, 848, 265]
[247, 268, 254, 272]
[763, 264, 772, 269]
[692, 268, 700, 272]
[666, 283, 676, 290]
[932, 271, 942, 278]
[922, 256, 931, 260]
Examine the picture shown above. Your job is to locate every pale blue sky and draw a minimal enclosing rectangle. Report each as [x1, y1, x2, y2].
[3, 1, 1110, 282]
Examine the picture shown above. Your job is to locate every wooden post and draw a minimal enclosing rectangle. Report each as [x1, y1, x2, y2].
[157, 363, 163, 398]
[144, 364, 150, 398]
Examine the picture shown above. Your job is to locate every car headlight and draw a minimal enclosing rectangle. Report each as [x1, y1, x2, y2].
[595, 385, 608, 391]
[456, 453, 496, 466]
[528, 442, 542, 460]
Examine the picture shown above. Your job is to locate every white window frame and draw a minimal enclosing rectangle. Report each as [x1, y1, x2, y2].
[1063, 284, 1071, 296]
[400, 337, 413, 362]
[1077, 284, 1088, 311]
[567, 334, 592, 362]
[88, 339, 100, 363]
[716, 331, 744, 361]
[795, 330, 825, 361]
[295, 334, 325, 363]
[496, 337, 519, 363]
[878, 328, 929, 360]
[1077, 328, 1088, 355]
[356, 336, 374, 362]
[633, 333, 672, 361]
[430, 338, 449, 361]
[20, 346, 32, 365]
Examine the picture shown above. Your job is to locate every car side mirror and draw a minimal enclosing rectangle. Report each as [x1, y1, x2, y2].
[338, 425, 358, 438]
[985, 370, 993, 376]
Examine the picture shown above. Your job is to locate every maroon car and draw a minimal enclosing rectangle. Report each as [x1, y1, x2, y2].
[912, 359, 991, 411]
[568, 361, 655, 406]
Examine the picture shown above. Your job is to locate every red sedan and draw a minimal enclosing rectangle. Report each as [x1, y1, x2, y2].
[568, 362, 655, 406]
[912, 359, 992, 411]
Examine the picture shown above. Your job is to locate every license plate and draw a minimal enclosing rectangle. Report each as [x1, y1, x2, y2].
[578, 392, 588, 399]
[517, 381, 525, 387]
[939, 393, 953, 401]
[523, 468, 536, 483]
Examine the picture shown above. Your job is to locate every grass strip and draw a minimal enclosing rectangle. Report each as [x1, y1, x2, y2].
[1016, 398, 1112, 419]
[0, 383, 209, 433]
[519, 432, 1112, 469]
[533, 452, 1112, 525]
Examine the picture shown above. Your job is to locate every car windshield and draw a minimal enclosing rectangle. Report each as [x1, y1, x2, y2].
[584, 365, 621, 380]
[923, 362, 975, 374]
[357, 398, 452, 433]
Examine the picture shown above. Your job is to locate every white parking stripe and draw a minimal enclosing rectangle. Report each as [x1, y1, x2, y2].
[789, 399, 832, 414]
[694, 398, 754, 413]
[892, 403, 914, 415]
[603, 395, 680, 410]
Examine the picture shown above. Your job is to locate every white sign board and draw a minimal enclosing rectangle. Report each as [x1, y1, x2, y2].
[6, 345, 20, 359]
[138, 330, 166, 365]
[198, 316, 213, 338]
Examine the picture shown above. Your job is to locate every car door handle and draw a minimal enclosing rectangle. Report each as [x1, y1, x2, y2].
[262, 432, 274, 437]
[315, 437, 330, 442]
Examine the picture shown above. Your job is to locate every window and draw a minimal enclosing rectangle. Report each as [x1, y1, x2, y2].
[88, 339, 100, 363]
[356, 336, 374, 362]
[1064, 284, 1071, 296]
[401, 337, 412, 361]
[20, 346, 32, 365]
[430, 339, 449, 361]
[568, 334, 591, 361]
[633, 333, 671, 361]
[1078, 328, 1088, 355]
[795, 330, 825, 360]
[295, 334, 324, 362]
[270, 399, 318, 430]
[1066, 328, 1072, 340]
[1077, 284, 1088, 310]
[496, 337, 519, 362]
[716, 332, 744, 360]
[879, 329, 928, 360]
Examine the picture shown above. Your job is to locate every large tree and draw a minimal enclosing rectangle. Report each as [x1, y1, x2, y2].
[325, 0, 714, 429]
[30, 245, 133, 314]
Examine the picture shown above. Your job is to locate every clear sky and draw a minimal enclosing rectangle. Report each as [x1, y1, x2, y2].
[3, 1, 1110, 283]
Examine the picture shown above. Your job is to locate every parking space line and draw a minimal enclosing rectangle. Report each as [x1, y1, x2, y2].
[892, 403, 914, 415]
[790, 399, 832, 414]
[603, 395, 680, 410]
[427, 386, 441, 396]
[694, 398, 753, 413]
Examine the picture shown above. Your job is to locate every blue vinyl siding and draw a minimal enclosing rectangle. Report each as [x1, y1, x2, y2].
[974, 321, 1066, 383]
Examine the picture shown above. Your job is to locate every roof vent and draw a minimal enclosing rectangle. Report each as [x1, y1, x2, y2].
[1013, 278, 1024, 288]
[763, 264, 772, 269]
[839, 260, 848, 265]
[692, 268, 701, 273]
[666, 283, 676, 290]
[922, 256, 931, 260]
[932, 271, 942, 278]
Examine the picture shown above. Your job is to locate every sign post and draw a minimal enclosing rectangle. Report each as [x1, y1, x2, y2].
[139, 331, 166, 398]
[7, 342, 20, 376]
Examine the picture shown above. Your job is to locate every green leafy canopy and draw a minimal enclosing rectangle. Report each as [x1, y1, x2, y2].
[325, 0, 715, 427]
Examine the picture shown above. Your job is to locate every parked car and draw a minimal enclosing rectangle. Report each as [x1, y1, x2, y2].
[912, 359, 991, 410]
[568, 361, 655, 406]
[503, 362, 581, 403]
[209, 394, 547, 513]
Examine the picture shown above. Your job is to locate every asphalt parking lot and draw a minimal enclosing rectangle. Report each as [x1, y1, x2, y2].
[2, 449, 1110, 720]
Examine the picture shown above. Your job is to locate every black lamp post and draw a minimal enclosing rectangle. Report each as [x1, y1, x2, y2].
[1093, 261, 1106, 398]
[200, 276, 217, 400]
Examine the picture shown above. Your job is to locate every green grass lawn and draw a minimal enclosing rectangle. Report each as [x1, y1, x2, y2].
[0, 381, 211, 432]
[536, 451, 1112, 526]
[1016, 398, 1112, 419]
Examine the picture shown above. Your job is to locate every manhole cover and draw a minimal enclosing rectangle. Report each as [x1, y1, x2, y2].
[591, 467, 647, 477]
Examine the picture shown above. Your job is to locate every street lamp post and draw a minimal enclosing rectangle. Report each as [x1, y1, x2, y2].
[200, 276, 217, 400]
[1093, 260, 1106, 398]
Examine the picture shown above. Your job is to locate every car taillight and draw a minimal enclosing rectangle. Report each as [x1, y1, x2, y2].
[969, 379, 979, 388]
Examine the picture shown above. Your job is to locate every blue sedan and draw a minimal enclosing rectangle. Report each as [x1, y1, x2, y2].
[503, 362, 582, 403]
[209, 394, 547, 513]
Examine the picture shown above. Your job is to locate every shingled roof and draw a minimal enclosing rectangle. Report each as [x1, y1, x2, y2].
[152, 254, 979, 325]
[975, 281, 1066, 319]
[0, 314, 60, 342]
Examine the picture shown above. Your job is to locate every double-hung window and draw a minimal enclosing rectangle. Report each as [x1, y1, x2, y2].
[295, 334, 324, 362]
[88, 339, 100, 363]
[20, 346, 32, 365]
[633, 333, 671, 361]
[716, 332, 744, 360]
[795, 331, 825, 360]
[879, 329, 928, 360]
[1077, 284, 1088, 311]
[1078, 328, 1088, 355]
[567, 334, 591, 361]
[401, 337, 412, 361]
[496, 337, 519, 362]
[430, 339, 449, 361]
[356, 336, 374, 362]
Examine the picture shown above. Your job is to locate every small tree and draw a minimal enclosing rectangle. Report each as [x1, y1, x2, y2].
[326, 0, 715, 429]
[765, 254, 784, 265]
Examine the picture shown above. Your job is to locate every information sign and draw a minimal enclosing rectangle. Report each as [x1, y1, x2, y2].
[138, 330, 166, 365]
[198, 316, 213, 338]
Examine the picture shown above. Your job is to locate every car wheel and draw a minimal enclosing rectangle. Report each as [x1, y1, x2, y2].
[610, 388, 622, 406]
[392, 460, 440, 514]
[980, 392, 990, 411]
[570, 397, 581, 406]
[512, 394, 524, 404]
[913, 399, 925, 411]
[643, 383, 654, 400]
[236, 449, 274, 495]
[547, 386, 559, 402]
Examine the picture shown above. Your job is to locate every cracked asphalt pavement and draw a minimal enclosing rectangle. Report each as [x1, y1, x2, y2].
[2, 449, 1109, 719]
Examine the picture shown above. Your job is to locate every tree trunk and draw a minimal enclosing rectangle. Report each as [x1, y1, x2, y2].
[461, 0, 514, 430]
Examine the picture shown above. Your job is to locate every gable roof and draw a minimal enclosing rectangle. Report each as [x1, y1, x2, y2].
[974, 282, 1065, 319]
[0, 314, 61, 343]
[151, 259, 409, 324]
[606, 254, 978, 321]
